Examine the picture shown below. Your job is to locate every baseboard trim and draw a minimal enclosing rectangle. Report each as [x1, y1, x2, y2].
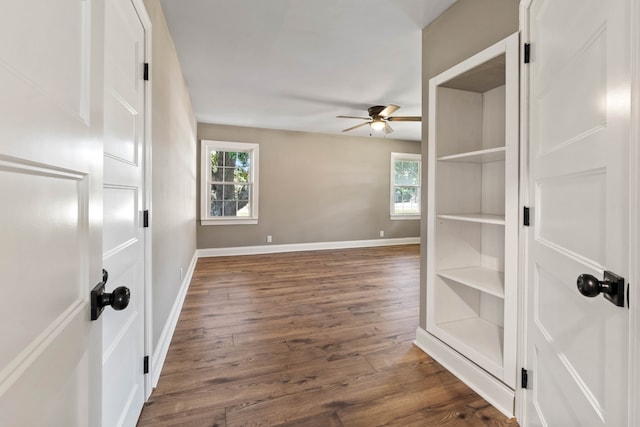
[197, 237, 420, 258]
[150, 251, 198, 387]
[414, 327, 515, 418]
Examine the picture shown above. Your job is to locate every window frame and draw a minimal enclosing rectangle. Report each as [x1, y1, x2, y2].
[200, 140, 259, 225]
[390, 152, 421, 220]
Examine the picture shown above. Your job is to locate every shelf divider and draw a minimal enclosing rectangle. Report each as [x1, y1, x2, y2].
[436, 213, 505, 225]
[437, 266, 505, 298]
[437, 146, 505, 163]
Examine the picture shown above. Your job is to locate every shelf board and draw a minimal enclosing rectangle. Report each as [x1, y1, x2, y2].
[437, 267, 505, 298]
[437, 213, 505, 225]
[438, 147, 505, 163]
[435, 317, 504, 374]
[439, 54, 506, 93]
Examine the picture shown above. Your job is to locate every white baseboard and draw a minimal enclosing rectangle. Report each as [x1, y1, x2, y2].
[150, 251, 198, 387]
[414, 327, 515, 419]
[197, 237, 420, 258]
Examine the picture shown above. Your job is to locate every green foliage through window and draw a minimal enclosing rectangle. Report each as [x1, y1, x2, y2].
[392, 155, 420, 216]
[210, 151, 252, 217]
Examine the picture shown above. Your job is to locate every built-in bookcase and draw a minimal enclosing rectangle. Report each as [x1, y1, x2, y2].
[422, 33, 519, 414]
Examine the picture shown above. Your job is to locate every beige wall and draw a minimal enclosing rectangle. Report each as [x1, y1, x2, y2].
[419, 0, 520, 327]
[144, 0, 198, 348]
[197, 123, 420, 249]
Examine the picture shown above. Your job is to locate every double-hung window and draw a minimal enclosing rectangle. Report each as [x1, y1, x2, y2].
[201, 140, 259, 225]
[390, 152, 421, 219]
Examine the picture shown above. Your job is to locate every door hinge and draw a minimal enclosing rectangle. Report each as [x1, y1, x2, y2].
[523, 206, 530, 226]
[143, 355, 149, 374]
[143, 210, 149, 228]
[521, 368, 529, 389]
[524, 43, 531, 64]
[143, 63, 149, 81]
[627, 283, 630, 309]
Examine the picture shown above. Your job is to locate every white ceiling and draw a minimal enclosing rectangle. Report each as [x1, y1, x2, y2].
[159, 0, 456, 142]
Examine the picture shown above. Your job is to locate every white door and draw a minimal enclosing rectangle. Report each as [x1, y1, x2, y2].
[103, 0, 147, 425]
[0, 0, 103, 425]
[524, 0, 631, 426]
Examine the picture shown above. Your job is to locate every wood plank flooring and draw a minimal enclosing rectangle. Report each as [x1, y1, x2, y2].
[137, 245, 519, 427]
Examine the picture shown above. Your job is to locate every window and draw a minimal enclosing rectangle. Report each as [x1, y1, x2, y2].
[390, 152, 421, 219]
[201, 140, 259, 225]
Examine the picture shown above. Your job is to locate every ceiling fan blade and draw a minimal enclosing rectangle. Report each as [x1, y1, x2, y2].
[383, 122, 394, 134]
[386, 116, 421, 122]
[342, 121, 371, 132]
[379, 104, 400, 117]
[336, 115, 370, 120]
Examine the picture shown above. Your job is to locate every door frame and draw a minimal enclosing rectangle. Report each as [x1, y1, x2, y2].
[516, 1, 531, 423]
[517, 0, 640, 425]
[629, 1, 640, 425]
[130, 0, 153, 400]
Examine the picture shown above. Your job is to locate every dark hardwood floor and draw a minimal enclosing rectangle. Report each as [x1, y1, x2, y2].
[137, 245, 519, 427]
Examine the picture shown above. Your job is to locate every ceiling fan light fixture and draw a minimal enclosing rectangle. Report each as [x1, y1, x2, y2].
[338, 104, 420, 134]
[370, 119, 386, 131]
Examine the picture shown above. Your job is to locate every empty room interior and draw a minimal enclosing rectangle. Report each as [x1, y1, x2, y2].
[1, 0, 639, 426]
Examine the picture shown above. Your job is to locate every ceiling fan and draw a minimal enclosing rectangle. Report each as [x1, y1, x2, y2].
[337, 104, 421, 134]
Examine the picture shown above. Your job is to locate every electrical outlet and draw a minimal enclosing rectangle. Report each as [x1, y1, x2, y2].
[267, 235, 272, 243]
[379, 230, 384, 237]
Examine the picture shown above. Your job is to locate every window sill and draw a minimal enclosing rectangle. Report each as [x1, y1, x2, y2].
[390, 215, 421, 221]
[201, 218, 258, 226]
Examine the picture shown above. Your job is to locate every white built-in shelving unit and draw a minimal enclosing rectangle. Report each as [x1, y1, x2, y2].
[417, 32, 520, 417]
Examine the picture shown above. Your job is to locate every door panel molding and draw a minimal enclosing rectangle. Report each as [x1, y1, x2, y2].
[0, 299, 85, 396]
[0, 155, 90, 394]
[0, 0, 92, 123]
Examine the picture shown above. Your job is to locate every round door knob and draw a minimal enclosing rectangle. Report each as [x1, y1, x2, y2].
[576, 271, 626, 307]
[98, 286, 130, 311]
[577, 274, 602, 297]
[110, 286, 130, 311]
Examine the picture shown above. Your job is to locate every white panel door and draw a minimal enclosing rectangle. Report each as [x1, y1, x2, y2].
[0, 0, 103, 425]
[525, 0, 631, 426]
[103, 0, 146, 425]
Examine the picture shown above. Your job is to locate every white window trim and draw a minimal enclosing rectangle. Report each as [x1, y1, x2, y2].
[390, 152, 421, 220]
[200, 140, 259, 225]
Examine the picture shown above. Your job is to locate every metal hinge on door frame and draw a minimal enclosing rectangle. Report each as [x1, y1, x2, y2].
[524, 43, 531, 63]
[143, 63, 149, 81]
[143, 355, 149, 374]
[523, 206, 530, 226]
[143, 210, 149, 228]
[521, 368, 529, 389]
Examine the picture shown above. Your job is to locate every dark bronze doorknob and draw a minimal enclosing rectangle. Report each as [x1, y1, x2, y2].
[98, 286, 130, 311]
[90, 280, 131, 320]
[576, 271, 625, 307]
[577, 274, 608, 297]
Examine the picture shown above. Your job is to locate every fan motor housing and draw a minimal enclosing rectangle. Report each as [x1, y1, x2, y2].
[368, 105, 386, 117]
